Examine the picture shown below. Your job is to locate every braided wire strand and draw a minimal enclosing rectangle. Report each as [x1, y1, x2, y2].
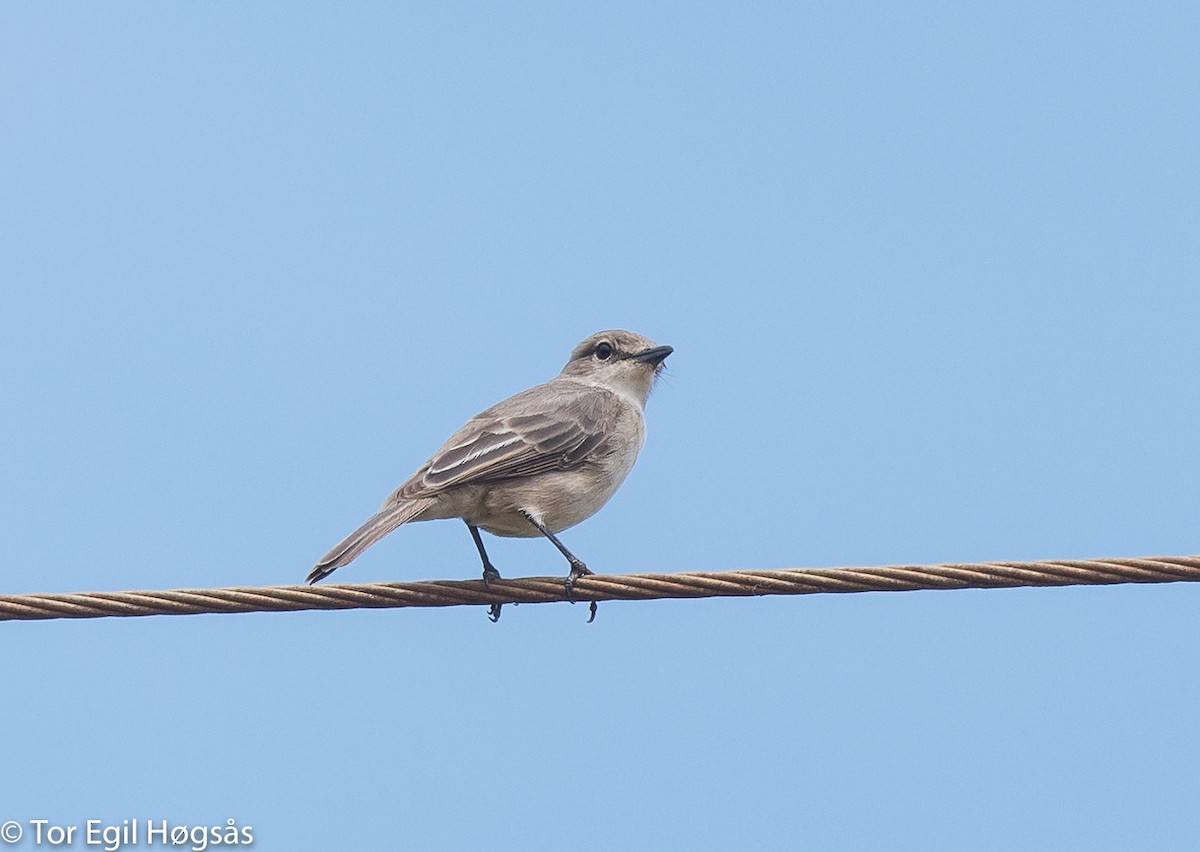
[0, 555, 1197, 622]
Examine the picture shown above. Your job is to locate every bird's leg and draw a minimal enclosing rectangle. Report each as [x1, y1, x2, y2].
[466, 522, 503, 623]
[466, 523, 501, 584]
[519, 510, 595, 607]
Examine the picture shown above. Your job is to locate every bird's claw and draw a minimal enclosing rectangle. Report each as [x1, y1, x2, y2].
[564, 562, 597, 623]
[482, 565, 502, 622]
[564, 561, 593, 602]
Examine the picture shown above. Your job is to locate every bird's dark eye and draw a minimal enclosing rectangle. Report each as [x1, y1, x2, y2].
[594, 342, 613, 360]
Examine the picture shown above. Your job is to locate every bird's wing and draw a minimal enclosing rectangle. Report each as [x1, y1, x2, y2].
[399, 383, 617, 495]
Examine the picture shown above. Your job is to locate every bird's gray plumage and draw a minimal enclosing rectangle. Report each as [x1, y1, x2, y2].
[308, 330, 671, 587]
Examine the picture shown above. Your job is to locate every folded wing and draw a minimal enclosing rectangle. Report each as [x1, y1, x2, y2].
[386, 385, 617, 503]
[424, 411, 607, 488]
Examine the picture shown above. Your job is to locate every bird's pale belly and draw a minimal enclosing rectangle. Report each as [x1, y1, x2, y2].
[445, 457, 636, 538]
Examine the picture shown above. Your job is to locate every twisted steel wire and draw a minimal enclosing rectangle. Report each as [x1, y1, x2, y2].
[1, 555, 1198, 622]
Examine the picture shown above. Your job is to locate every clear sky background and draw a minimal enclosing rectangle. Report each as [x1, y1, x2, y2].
[2, 3, 1198, 850]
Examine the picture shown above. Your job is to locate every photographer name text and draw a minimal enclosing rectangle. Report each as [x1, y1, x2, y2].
[0, 819, 253, 851]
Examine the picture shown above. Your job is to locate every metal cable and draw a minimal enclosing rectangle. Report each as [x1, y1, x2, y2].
[1, 555, 1197, 622]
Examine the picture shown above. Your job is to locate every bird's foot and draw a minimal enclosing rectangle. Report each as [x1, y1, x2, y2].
[482, 564, 502, 622]
[564, 561, 598, 623]
[564, 561, 593, 602]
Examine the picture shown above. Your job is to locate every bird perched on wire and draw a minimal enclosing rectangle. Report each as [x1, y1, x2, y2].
[308, 329, 673, 622]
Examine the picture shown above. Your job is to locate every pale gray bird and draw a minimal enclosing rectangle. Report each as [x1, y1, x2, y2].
[308, 329, 672, 620]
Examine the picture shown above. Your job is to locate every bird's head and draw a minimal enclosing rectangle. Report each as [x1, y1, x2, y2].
[560, 330, 673, 408]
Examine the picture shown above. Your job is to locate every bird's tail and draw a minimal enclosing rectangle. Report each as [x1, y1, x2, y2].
[307, 498, 434, 584]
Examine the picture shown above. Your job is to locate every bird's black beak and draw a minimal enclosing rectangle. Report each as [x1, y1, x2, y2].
[631, 344, 673, 365]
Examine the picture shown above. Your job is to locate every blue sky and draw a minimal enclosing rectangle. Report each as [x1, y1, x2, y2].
[2, 3, 1198, 849]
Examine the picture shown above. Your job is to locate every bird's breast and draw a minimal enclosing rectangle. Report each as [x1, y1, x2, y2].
[469, 447, 641, 538]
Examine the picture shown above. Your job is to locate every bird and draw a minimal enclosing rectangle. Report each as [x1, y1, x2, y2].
[308, 329, 672, 621]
